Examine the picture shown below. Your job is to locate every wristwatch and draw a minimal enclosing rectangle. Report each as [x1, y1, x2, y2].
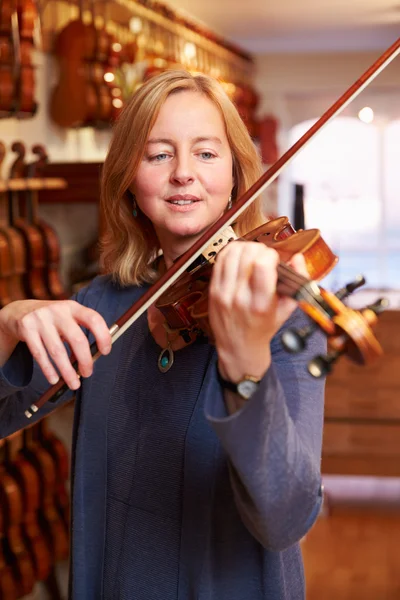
[217, 371, 261, 400]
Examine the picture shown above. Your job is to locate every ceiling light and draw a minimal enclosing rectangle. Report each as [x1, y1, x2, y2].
[358, 107, 374, 124]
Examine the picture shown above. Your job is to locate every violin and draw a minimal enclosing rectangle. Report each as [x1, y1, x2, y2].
[0, 140, 27, 303]
[21, 426, 70, 562]
[49, 7, 90, 128]
[25, 144, 67, 299]
[0, 451, 36, 597]
[24, 37, 400, 418]
[15, 0, 38, 117]
[0, 0, 15, 117]
[83, 2, 113, 127]
[8, 140, 50, 300]
[0, 498, 19, 600]
[155, 217, 385, 372]
[37, 420, 70, 529]
[3, 433, 52, 582]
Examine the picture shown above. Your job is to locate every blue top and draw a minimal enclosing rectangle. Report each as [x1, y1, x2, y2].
[0, 275, 326, 600]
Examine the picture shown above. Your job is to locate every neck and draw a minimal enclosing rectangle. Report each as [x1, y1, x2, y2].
[158, 235, 203, 270]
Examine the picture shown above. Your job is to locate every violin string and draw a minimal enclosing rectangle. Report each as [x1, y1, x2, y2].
[277, 262, 332, 320]
[277, 267, 326, 313]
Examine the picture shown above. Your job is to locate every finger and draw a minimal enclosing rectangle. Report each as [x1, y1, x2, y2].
[234, 244, 264, 310]
[24, 331, 61, 386]
[58, 321, 95, 379]
[40, 325, 81, 390]
[248, 248, 279, 313]
[210, 242, 242, 307]
[62, 301, 112, 355]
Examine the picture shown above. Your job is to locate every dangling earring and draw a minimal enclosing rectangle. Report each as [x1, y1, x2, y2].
[132, 194, 138, 218]
[227, 194, 232, 210]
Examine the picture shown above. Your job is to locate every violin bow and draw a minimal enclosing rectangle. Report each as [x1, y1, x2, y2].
[25, 37, 400, 417]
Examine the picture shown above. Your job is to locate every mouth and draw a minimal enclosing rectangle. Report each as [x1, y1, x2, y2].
[165, 194, 201, 206]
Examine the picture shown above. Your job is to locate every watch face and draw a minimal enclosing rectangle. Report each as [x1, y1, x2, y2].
[237, 379, 259, 400]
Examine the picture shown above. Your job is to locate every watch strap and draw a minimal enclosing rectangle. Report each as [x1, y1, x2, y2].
[217, 370, 261, 395]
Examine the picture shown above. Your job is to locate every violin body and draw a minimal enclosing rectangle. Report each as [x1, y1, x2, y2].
[5, 445, 52, 582]
[0, 220, 27, 301]
[23, 144, 67, 300]
[0, 501, 19, 600]
[50, 20, 89, 128]
[0, 230, 13, 306]
[51, 17, 119, 128]
[22, 434, 70, 562]
[10, 201, 50, 299]
[38, 422, 70, 528]
[36, 219, 66, 299]
[15, 0, 37, 117]
[0, 0, 16, 116]
[0, 468, 36, 597]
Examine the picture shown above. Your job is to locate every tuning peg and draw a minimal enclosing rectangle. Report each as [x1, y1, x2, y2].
[365, 297, 389, 315]
[281, 323, 317, 353]
[335, 275, 366, 301]
[307, 350, 341, 378]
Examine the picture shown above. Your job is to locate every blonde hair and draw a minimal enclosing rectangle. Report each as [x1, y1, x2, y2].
[100, 69, 264, 286]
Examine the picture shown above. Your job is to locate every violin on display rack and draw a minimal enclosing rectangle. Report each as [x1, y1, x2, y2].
[24, 144, 67, 299]
[14, 0, 38, 117]
[3, 433, 52, 583]
[0, 140, 27, 304]
[0, 442, 36, 598]
[50, 0, 123, 128]
[0, 0, 38, 119]
[0, 0, 16, 117]
[25, 37, 400, 418]
[50, 0, 91, 128]
[8, 140, 50, 300]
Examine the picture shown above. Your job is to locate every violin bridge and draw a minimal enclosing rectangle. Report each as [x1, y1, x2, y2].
[201, 226, 237, 264]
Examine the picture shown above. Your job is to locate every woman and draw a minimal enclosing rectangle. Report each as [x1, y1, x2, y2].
[0, 70, 325, 599]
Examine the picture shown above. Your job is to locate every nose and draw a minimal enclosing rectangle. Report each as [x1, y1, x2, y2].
[170, 153, 195, 186]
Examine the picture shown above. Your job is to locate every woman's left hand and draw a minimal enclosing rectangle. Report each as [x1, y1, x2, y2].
[208, 241, 308, 383]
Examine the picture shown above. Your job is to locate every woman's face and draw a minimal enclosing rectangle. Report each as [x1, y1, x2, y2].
[131, 90, 234, 262]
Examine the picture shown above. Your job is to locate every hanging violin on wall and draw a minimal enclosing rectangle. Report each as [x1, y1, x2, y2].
[14, 0, 38, 117]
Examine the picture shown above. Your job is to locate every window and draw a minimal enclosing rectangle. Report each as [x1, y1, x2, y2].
[281, 116, 399, 292]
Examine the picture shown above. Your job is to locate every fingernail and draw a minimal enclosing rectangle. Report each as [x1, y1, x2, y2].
[50, 375, 59, 385]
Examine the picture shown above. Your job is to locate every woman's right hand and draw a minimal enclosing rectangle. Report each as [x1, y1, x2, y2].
[0, 300, 112, 390]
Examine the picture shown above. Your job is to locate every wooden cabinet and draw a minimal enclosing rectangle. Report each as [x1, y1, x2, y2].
[322, 310, 400, 476]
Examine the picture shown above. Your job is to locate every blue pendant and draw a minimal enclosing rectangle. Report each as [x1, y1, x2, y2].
[158, 346, 174, 373]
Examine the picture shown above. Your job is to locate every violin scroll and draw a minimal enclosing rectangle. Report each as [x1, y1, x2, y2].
[282, 274, 389, 377]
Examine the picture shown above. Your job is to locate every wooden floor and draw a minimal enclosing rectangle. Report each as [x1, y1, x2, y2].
[302, 480, 400, 600]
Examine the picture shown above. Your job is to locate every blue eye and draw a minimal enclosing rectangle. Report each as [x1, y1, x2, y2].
[150, 153, 169, 162]
[200, 152, 215, 160]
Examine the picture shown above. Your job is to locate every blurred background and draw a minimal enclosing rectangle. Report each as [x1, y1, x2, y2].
[0, 0, 399, 597]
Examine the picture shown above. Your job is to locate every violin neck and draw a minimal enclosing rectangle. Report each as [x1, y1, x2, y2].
[277, 261, 311, 299]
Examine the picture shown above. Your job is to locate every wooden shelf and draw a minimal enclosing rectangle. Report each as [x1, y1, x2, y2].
[322, 310, 400, 477]
[0, 178, 67, 192]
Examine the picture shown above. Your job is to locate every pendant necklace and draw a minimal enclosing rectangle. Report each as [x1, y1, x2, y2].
[158, 323, 179, 373]
[157, 323, 196, 373]
[158, 340, 174, 373]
